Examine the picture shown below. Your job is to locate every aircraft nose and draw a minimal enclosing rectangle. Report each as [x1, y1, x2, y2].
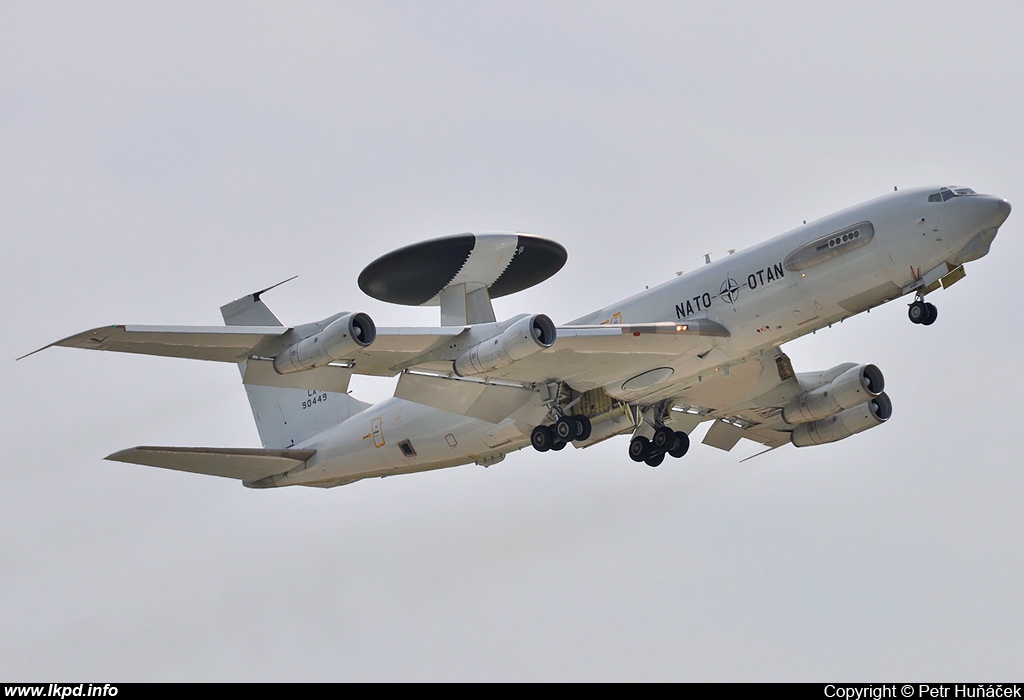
[977, 195, 1011, 228]
[989, 197, 1011, 229]
[996, 197, 1011, 223]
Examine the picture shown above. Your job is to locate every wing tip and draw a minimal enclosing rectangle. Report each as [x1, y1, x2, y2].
[105, 447, 141, 463]
[17, 325, 126, 361]
[15, 345, 51, 362]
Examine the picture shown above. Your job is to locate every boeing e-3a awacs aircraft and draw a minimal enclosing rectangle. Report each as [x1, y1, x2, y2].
[24, 185, 1011, 488]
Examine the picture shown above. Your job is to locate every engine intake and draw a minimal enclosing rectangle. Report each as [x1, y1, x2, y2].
[783, 363, 884, 424]
[453, 314, 556, 377]
[791, 392, 892, 447]
[273, 312, 376, 374]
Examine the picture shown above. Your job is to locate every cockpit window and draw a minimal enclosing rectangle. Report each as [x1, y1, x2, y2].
[927, 186, 977, 203]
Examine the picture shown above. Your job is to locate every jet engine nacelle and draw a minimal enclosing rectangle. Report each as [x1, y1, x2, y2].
[453, 314, 556, 377]
[273, 312, 376, 375]
[782, 363, 884, 424]
[791, 392, 892, 447]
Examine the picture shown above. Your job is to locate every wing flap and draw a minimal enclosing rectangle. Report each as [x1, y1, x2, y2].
[241, 357, 354, 393]
[348, 326, 465, 376]
[741, 426, 792, 449]
[394, 371, 536, 423]
[702, 420, 747, 451]
[107, 446, 315, 482]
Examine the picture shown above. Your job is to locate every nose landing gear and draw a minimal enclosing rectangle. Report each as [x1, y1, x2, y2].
[908, 298, 938, 325]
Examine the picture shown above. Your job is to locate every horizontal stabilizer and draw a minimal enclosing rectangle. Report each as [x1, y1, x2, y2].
[21, 324, 289, 363]
[107, 446, 315, 482]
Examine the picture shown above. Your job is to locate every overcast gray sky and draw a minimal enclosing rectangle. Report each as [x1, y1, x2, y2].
[4, 1, 1023, 682]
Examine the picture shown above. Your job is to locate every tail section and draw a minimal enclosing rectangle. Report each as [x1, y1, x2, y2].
[220, 282, 371, 449]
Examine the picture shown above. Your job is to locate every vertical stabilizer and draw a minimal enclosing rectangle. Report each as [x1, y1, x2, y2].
[221, 283, 371, 449]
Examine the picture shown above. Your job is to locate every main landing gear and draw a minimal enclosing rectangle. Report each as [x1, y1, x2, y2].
[629, 426, 690, 467]
[908, 298, 938, 326]
[531, 415, 592, 452]
[531, 414, 690, 467]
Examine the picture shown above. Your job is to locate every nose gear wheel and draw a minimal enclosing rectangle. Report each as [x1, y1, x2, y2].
[908, 299, 937, 325]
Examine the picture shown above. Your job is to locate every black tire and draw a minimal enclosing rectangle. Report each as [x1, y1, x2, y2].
[573, 415, 592, 441]
[922, 302, 938, 325]
[668, 431, 690, 458]
[908, 300, 928, 324]
[531, 425, 554, 452]
[554, 416, 575, 441]
[628, 436, 651, 462]
[550, 439, 566, 451]
[645, 451, 665, 467]
[652, 426, 675, 450]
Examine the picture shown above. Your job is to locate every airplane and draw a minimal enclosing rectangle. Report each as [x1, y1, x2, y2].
[21, 184, 1011, 489]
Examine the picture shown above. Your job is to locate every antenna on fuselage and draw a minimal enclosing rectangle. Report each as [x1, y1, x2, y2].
[704, 253, 711, 264]
[357, 233, 567, 326]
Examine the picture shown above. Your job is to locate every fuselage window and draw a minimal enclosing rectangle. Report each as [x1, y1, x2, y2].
[785, 222, 873, 271]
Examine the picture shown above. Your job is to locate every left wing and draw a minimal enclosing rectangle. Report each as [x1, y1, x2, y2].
[18, 324, 290, 363]
[24, 315, 729, 409]
[25, 318, 728, 397]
